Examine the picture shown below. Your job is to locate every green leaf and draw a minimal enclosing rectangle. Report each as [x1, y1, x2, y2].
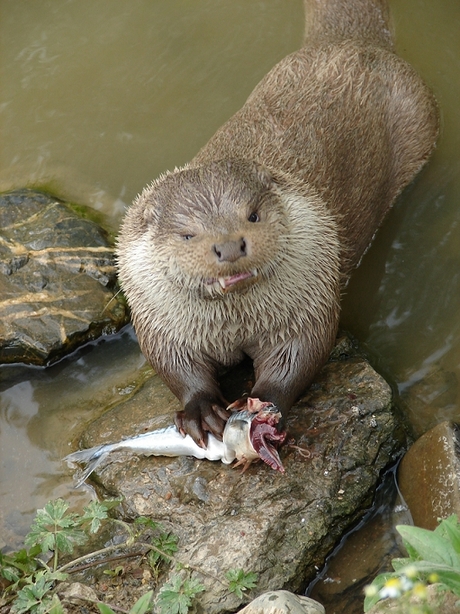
[97, 604, 116, 614]
[225, 568, 258, 598]
[41, 500, 76, 529]
[25, 502, 63, 550]
[58, 527, 87, 553]
[437, 515, 460, 555]
[1, 566, 21, 583]
[156, 576, 205, 614]
[25, 499, 88, 557]
[391, 557, 413, 572]
[48, 594, 65, 614]
[398, 560, 455, 574]
[25, 528, 55, 554]
[1, 548, 39, 574]
[11, 571, 55, 614]
[44, 571, 69, 583]
[81, 500, 112, 534]
[401, 539, 420, 561]
[27, 545, 43, 560]
[149, 533, 179, 566]
[181, 578, 205, 598]
[156, 590, 190, 614]
[397, 524, 460, 568]
[129, 590, 154, 614]
[134, 516, 159, 528]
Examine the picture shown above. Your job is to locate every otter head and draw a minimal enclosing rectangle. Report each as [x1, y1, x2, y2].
[137, 159, 289, 299]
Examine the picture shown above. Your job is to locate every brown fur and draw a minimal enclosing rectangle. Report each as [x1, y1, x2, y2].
[117, 0, 438, 445]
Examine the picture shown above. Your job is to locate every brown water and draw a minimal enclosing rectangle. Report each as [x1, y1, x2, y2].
[0, 0, 459, 607]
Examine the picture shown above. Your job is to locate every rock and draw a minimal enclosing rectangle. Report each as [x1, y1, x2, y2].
[237, 590, 325, 613]
[399, 363, 458, 438]
[398, 421, 460, 530]
[71, 337, 404, 613]
[309, 473, 412, 614]
[58, 581, 98, 605]
[0, 189, 128, 365]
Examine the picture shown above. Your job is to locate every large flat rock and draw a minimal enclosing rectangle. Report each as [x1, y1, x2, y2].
[74, 339, 404, 613]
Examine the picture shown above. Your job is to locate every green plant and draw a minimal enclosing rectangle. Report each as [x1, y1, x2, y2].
[156, 575, 205, 614]
[0, 498, 164, 613]
[364, 514, 460, 612]
[1, 498, 117, 613]
[1, 498, 259, 614]
[9, 571, 65, 614]
[133, 517, 179, 570]
[225, 568, 258, 598]
[97, 590, 154, 614]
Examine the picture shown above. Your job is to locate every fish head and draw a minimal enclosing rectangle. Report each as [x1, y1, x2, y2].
[223, 400, 286, 472]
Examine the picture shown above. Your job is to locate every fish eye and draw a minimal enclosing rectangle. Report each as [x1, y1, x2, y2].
[248, 212, 260, 223]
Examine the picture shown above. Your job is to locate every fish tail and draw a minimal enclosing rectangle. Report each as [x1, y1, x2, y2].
[64, 444, 114, 487]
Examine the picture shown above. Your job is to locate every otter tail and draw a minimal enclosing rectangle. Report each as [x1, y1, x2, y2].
[303, 0, 393, 49]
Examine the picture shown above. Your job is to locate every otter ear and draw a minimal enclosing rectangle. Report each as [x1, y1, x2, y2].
[254, 164, 275, 190]
[121, 197, 157, 235]
[141, 204, 159, 228]
[135, 186, 162, 228]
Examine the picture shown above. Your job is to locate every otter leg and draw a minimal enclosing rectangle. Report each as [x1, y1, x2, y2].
[150, 346, 229, 446]
[248, 336, 334, 425]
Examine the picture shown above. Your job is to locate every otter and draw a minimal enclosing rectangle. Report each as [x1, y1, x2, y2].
[117, 0, 438, 447]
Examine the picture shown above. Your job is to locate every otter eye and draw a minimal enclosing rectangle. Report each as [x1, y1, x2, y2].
[248, 212, 260, 223]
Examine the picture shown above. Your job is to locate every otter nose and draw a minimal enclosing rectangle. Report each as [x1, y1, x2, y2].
[213, 238, 247, 263]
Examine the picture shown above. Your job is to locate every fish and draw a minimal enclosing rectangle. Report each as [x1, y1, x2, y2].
[65, 399, 286, 487]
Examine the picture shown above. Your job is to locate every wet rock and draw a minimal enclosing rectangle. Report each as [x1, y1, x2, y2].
[398, 420, 460, 530]
[399, 363, 458, 438]
[309, 469, 412, 614]
[0, 189, 128, 365]
[72, 339, 404, 613]
[237, 590, 325, 613]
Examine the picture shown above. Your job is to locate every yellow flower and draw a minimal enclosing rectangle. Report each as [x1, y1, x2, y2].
[380, 577, 403, 599]
[412, 582, 428, 599]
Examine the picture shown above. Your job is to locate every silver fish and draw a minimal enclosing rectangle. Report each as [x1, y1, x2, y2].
[65, 401, 286, 487]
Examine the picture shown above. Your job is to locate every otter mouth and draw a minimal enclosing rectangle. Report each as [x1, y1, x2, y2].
[206, 269, 257, 292]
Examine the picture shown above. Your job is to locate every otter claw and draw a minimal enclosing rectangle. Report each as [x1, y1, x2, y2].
[175, 398, 229, 447]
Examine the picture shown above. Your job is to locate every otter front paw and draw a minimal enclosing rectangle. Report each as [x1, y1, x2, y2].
[175, 397, 229, 447]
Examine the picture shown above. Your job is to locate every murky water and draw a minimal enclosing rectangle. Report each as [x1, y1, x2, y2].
[341, 0, 460, 436]
[0, 0, 459, 608]
[0, 0, 305, 546]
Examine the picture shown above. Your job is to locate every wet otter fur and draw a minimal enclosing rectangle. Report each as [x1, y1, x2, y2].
[117, 0, 438, 446]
